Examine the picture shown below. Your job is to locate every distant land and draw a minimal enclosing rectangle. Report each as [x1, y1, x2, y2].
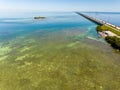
[34, 16, 46, 19]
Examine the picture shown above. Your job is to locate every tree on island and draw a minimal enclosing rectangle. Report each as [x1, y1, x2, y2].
[105, 36, 120, 50]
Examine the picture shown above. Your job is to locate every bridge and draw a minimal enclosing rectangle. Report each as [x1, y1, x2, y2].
[76, 12, 106, 25]
[76, 12, 120, 31]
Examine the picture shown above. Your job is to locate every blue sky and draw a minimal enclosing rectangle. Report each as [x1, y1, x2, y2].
[0, 0, 120, 12]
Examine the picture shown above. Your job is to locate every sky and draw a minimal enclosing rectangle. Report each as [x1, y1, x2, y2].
[0, 0, 120, 12]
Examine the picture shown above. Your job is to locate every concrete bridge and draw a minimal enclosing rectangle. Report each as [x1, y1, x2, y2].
[76, 12, 120, 31]
[76, 12, 107, 25]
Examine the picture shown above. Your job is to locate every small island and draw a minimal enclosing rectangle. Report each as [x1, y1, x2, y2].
[96, 25, 120, 50]
[34, 16, 46, 19]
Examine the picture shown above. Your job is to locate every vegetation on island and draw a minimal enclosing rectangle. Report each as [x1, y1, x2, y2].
[105, 36, 120, 50]
[96, 25, 120, 50]
[34, 16, 46, 19]
[97, 25, 120, 36]
[96, 25, 106, 32]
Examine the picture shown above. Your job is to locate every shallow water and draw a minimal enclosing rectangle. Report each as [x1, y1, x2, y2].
[0, 12, 120, 90]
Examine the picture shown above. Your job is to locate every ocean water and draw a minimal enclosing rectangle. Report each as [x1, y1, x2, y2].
[0, 12, 120, 90]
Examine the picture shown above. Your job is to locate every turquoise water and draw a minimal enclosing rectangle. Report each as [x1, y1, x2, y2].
[0, 12, 120, 90]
